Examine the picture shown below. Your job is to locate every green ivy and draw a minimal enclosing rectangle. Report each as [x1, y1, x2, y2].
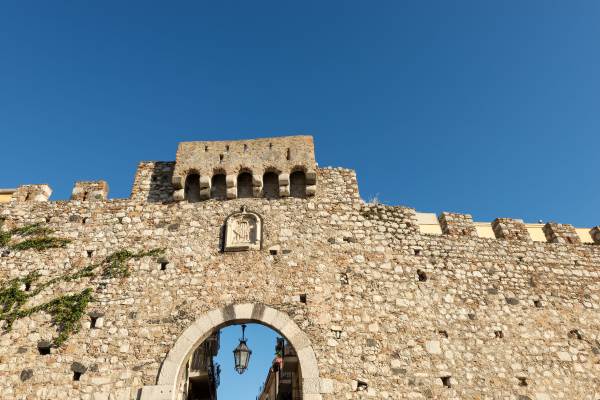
[10, 237, 71, 251]
[11, 223, 53, 237]
[2, 288, 93, 347]
[102, 248, 164, 278]
[0, 242, 164, 346]
[0, 222, 71, 251]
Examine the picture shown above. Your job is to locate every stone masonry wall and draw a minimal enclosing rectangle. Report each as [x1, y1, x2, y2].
[0, 163, 599, 400]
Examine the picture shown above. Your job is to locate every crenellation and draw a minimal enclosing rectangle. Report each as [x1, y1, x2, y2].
[590, 226, 600, 244]
[491, 218, 532, 241]
[71, 180, 109, 201]
[543, 222, 581, 244]
[438, 212, 477, 236]
[11, 184, 52, 202]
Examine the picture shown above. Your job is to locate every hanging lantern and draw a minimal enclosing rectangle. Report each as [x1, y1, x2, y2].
[233, 324, 252, 374]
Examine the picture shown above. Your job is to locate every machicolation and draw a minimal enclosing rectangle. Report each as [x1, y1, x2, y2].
[0, 135, 599, 400]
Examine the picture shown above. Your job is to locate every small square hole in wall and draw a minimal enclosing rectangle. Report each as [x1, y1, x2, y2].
[417, 269, 427, 282]
[71, 362, 87, 381]
[86, 250, 93, 258]
[82, 217, 89, 224]
[340, 273, 349, 285]
[438, 330, 448, 338]
[356, 380, 368, 391]
[24, 282, 31, 292]
[534, 300, 542, 308]
[1, 250, 9, 257]
[219, 154, 224, 162]
[414, 248, 422, 256]
[494, 330, 504, 338]
[37, 341, 51, 355]
[90, 316, 98, 328]
[568, 329, 582, 340]
[441, 376, 452, 388]
[299, 294, 307, 304]
[160, 261, 168, 271]
[45, 216, 51, 223]
[269, 249, 278, 255]
[517, 377, 528, 387]
[332, 329, 342, 339]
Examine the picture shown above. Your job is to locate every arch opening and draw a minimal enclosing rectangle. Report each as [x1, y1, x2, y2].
[289, 171, 306, 198]
[141, 304, 324, 400]
[262, 172, 279, 199]
[211, 174, 227, 200]
[237, 172, 253, 199]
[185, 173, 201, 203]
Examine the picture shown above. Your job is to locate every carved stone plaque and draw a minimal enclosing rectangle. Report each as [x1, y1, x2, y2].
[224, 206, 262, 251]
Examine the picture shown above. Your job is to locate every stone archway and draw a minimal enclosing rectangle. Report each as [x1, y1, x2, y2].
[140, 303, 330, 400]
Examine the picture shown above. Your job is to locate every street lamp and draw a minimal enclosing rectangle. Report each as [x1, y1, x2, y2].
[233, 324, 252, 374]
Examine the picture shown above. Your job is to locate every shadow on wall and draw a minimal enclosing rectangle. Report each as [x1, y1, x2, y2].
[146, 162, 175, 203]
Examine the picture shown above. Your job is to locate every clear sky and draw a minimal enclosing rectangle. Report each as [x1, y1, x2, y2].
[214, 324, 279, 399]
[1, 2, 599, 226]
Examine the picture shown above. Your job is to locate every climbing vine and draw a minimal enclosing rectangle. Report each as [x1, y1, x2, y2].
[0, 222, 164, 346]
[0, 222, 71, 251]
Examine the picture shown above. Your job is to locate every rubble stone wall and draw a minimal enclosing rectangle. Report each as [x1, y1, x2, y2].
[1, 164, 599, 400]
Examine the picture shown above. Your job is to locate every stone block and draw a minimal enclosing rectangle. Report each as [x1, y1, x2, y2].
[278, 173, 290, 186]
[233, 303, 254, 320]
[139, 385, 173, 400]
[171, 175, 183, 189]
[71, 180, 109, 201]
[199, 175, 211, 188]
[590, 226, 600, 244]
[226, 186, 237, 199]
[12, 184, 52, 202]
[199, 188, 210, 200]
[305, 170, 317, 185]
[172, 189, 184, 202]
[306, 184, 316, 197]
[492, 218, 531, 241]
[438, 212, 477, 237]
[225, 174, 236, 188]
[279, 185, 290, 197]
[543, 223, 581, 244]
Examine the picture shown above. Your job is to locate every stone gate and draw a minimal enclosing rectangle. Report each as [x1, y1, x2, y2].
[0, 135, 599, 400]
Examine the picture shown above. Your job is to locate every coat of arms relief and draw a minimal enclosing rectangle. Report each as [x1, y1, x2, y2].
[224, 206, 262, 251]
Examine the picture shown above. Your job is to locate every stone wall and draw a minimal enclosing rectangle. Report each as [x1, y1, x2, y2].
[1, 151, 600, 400]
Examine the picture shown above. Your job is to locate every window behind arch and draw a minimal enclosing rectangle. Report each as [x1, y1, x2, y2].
[237, 172, 253, 198]
[290, 171, 306, 198]
[263, 172, 279, 199]
[211, 174, 226, 200]
[185, 173, 201, 203]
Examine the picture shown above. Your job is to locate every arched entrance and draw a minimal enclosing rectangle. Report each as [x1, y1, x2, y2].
[140, 303, 329, 400]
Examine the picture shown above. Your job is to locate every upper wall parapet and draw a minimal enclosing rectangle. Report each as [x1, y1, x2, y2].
[11, 184, 52, 202]
[171, 136, 317, 202]
[71, 180, 109, 201]
[417, 211, 599, 245]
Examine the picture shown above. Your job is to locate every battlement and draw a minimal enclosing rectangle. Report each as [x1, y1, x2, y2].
[416, 211, 599, 244]
[171, 136, 317, 201]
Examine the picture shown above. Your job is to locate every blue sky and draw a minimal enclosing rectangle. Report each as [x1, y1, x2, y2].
[0, 1, 598, 229]
[214, 324, 279, 399]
